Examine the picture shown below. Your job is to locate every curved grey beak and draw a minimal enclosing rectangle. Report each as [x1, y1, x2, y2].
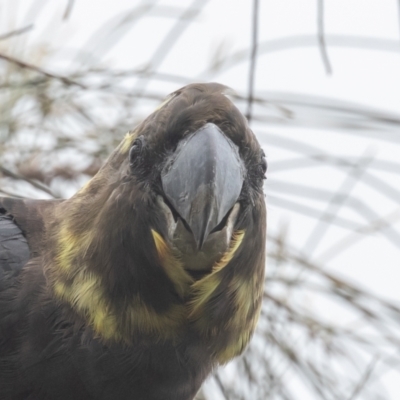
[161, 123, 244, 249]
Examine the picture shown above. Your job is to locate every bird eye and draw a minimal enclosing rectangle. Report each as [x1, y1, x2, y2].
[260, 151, 267, 177]
[129, 136, 144, 166]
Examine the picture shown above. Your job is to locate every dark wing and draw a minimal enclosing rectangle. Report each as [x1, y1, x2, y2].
[0, 198, 62, 291]
[0, 213, 30, 291]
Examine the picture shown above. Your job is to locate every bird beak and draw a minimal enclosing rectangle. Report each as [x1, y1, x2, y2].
[161, 123, 244, 250]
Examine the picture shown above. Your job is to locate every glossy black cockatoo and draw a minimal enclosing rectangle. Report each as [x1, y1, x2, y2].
[0, 83, 266, 400]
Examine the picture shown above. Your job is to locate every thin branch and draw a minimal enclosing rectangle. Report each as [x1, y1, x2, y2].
[0, 188, 25, 198]
[347, 356, 379, 400]
[194, 389, 207, 400]
[63, 0, 75, 20]
[145, 0, 208, 71]
[0, 53, 86, 89]
[317, 0, 332, 74]
[398, 0, 400, 41]
[302, 150, 375, 255]
[253, 91, 400, 132]
[126, 0, 210, 109]
[76, 0, 160, 64]
[246, 0, 259, 123]
[214, 374, 229, 400]
[199, 34, 400, 78]
[0, 25, 34, 41]
[0, 166, 57, 198]
[318, 207, 400, 262]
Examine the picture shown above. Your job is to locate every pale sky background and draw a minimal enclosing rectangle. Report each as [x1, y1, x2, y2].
[2, 0, 400, 398]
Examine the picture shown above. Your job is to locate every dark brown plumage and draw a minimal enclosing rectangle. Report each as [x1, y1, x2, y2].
[0, 83, 266, 400]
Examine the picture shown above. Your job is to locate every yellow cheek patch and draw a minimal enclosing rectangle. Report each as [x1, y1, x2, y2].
[214, 264, 263, 363]
[53, 266, 185, 342]
[53, 281, 70, 298]
[52, 269, 119, 340]
[212, 230, 245, 273]
[52, 227, 187, 342]
[55, 226, 78, 274]
[126, 297, 185, 337]
[217, 331, 252, 364]
[212, 276, 262, 364]
[188, 230, 245, 320]
[188, 274, 221, 319]
[186, 229, 264, 363]
[226, 276, 262, 342]
[55, 225, 92, 277]
[151, 229, 193, 298]
[52, 223, 252, 348]
[232, 278, 252, 324]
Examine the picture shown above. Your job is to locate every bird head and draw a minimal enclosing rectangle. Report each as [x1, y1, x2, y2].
[47, 83, 267, 361]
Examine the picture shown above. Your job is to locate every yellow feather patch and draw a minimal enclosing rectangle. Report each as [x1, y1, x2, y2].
[52, 223, 251, 346]
[212, 230, 245, 273]
[120, 131, 137, 154]
[154, 94, 174, 112]
[52, 232, 186, 342]
[55, 225, 92, 277]
[217, 331, 252, 364]
[52, 268, 118, 340]
[188, 274, 221, 319]
[53, 266, 186, 341]
[215, 269, 263, 363]
[151, 229, 193, 298]
[188, 230, 245, 319]
[55, 226, 78, 273]
[53, 281, 70, 298]
[126, 297, 185, 337]
[229, 277, 255, 328]
[75, 179, 91, 195]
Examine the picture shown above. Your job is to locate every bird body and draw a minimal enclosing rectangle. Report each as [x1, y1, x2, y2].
[0, 83, 266, 400]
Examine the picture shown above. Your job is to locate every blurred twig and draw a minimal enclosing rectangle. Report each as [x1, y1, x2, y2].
[214, 374, 229, 400]
[63, 0, 75, 20]
[127, 0, 210, 106]
[0, 25, 34, 41]
[246, 0, 259, 123]
[302, 149, 375, 255]
[202, 35, 400, 77]
[347, 357, 378, 400]
[397, 0, 400, 40]
[0, 166, 57, 198]
[2, 3, 400, 399]
[317, 0, 332, 74]
[318, 207, 400, 262]
[0, 53, 86, 89]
